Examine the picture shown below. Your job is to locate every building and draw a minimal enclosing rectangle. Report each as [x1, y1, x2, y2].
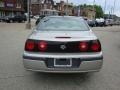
[55, 1, 64, 15]
[55, 1, 74, 16]
[81, 6, 96, 20]
[74, 6, 96, 20]
[0, 0, 24, 17]
[23, 0, 27, 12]
[31, 1, 41, 15]
[31, 0, 54, 15]
[31, 0, 74, 16]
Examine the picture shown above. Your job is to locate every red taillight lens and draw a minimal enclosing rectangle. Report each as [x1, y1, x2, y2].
[79, 42, 88, 52]
[25, 40, 35, 51]
[91, 40, 101, 52]
[38, 41, 47, 51]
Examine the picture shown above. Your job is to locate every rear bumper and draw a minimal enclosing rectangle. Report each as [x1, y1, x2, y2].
[23, 52, 103, 73]
[23, 59, 103, 73]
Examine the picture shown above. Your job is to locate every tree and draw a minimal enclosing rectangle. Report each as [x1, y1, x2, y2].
[94, 5, 104, 18]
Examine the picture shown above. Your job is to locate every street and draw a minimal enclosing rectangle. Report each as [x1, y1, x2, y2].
[0, 22, 120, 90]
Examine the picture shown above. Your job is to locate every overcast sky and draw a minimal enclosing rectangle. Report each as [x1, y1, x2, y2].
[54, 0, 120, 16]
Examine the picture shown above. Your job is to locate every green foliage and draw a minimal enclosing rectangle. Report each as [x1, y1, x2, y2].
[94, 5, 104, 18]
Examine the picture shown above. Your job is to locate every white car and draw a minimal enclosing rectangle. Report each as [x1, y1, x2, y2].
[23, 16, 103, 73]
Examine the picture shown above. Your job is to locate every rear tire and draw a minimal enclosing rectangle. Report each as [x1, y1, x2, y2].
[10, 20, 13, 23]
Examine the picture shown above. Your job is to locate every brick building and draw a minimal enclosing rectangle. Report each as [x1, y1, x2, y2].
[55, 1, 74, 16]
[74, 6, 96, 20]
[0, 0, 24, 17]
[81, 6, 96, 20]
[31, 0, 54, 15]
[31, 0, 74, 16]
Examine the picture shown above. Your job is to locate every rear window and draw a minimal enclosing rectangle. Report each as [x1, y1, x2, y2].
[37, 17, 89, 31]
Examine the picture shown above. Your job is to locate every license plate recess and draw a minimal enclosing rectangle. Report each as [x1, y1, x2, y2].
[54, 58, 72, 67]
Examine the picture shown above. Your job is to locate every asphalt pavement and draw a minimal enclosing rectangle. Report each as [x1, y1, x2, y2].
[0, 22, 120, 90]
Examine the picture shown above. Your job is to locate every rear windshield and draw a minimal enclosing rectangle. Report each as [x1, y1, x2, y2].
[37, 17, 89, 31]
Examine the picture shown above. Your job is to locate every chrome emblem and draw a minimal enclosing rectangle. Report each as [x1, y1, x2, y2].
[60, 45, 66, 50]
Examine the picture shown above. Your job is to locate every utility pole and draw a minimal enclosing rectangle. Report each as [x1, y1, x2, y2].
[66, 0, 68, 15]
[38, 0, 41, 15]
[26, 0, 31, 29]
[28, 0, 31, 24]
[113, 0, 116, 15]
[113, 0, 116, 20]
[78, 5, 80, 16]
[110, 7, 113, 19]
[104, 0, 107, 18]
[93, 0, 95, 19]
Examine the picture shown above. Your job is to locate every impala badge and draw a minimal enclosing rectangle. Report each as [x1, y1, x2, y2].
[60, 45, 66, 50]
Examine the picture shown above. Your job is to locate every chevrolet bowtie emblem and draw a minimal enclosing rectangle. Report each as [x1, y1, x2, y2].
[60, 45, 66, 50]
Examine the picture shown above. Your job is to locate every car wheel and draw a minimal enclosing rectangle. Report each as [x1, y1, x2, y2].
[10, 20, 13, 23]
[7, 21, 10, 23]
[18, 21, 21, 23]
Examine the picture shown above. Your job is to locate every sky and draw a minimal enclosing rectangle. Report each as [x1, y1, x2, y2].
[55, 0, 120, 17]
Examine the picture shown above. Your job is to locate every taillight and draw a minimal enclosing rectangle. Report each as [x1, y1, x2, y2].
[78, 40, 101, 52]
[91, 40, 101, 52]
[25, 40, 35, 51]
[79, 42, 88, 52]
[38, 41, 47, 51]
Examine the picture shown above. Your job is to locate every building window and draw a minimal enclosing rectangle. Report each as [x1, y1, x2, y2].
[0, 1, 4, 8]
[16, 0, 21, 8]
[48, 1, 51, 4]
[16, 3, 21, 8]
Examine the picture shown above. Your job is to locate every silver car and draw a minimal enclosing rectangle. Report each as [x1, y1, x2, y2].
[23, 16, 103, 73]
